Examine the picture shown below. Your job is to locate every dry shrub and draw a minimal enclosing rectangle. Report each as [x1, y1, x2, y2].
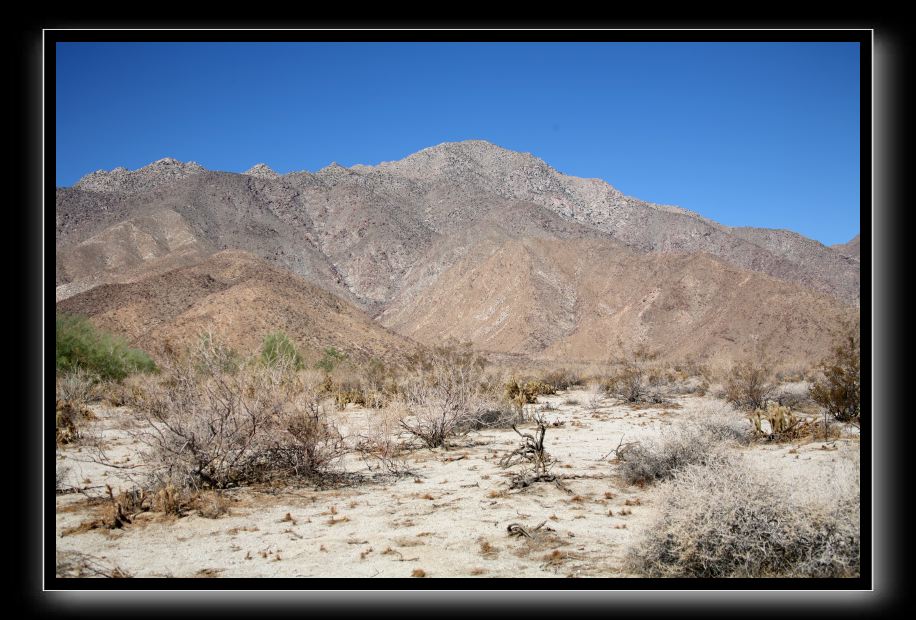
[811, 324, 860, 424]
[192, 490, 231, 519]
[605, 345, 668, 404]
[585, 381, 605, 411]
[627, 453, 860, 577]
[132, 335, 347, 490]
[399, 342, 489, 448]
[57, 551, 133, 578]
[540, 368, 581, 392]
[499, 414, 559, 488]
[771, 381, 813, 409]
[55, 399, 95, 446]
[724, 361, 775, 411]
[617, 405, 749, 486]
[56, 367, 98, 404]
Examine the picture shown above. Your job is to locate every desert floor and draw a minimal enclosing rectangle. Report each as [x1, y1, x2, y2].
[55, 388, 858, 578]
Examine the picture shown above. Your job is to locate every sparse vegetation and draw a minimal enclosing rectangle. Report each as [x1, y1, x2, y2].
[315, 346, 347, 373]
[132, 335, 346, 490]
[260, 331, 304, 370]
[399, 342, 489, 448]
[627, 453, 859, 577]
[56, 312, 156, 380]
[811, 324, 861, 425]
[723, 360, 775, 411]
[605, 345, 667, 404]
[615, 406, 749, 486]
[499, 414, 559, 488]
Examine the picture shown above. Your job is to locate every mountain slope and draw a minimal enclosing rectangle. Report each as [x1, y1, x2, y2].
[832, 234, 861, 261]
[56, 251, 419, 365]
[381, 236, 855, 366]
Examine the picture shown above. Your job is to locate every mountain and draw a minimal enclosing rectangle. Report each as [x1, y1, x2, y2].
[56, 141, 860, 365]
[379, 236, 854, 367]
[832, 234, 861, 261]
[56, 250, 418, 365]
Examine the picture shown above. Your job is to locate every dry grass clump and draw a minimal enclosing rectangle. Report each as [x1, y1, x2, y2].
[616, 405, 750, 486]
[627, 453, 860, 577]
[57, 551, 133, 578]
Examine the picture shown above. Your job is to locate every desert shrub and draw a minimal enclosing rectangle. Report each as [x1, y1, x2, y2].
[771, 381, 813, 409]
[606, 345, 667, 404]
[723, 360, 775, 411]
[627, 453, 860, 577]
[585, 381, 605, 411]
[541, 368, 581, 392]
[616, 406, 749, 486]
[260, 331, 303, 371]
[315, 346, 347, 373]
[133, 338, 346, 489]
[811, 326, 860, 424]
[56, 312, 156, 381]
[499, 414, 557, 488]
[55, 399, 95, 446]
[504, 379, 555, 407]
[399, 342, 489, 448]
[56, 367, 98, 404]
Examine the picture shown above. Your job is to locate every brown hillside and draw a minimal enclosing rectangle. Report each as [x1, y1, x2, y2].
[56, 250, 419, 366]
[380, 237, 855, 367]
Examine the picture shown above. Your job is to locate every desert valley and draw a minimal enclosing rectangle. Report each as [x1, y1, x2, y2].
[54, 140, 861, 579]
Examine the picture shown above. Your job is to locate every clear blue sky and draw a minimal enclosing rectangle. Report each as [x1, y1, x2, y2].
[56, 42, 860, 246]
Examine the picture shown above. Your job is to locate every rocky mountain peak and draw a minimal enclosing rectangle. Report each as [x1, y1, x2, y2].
[244, 163, 280, 179]
[74, 157, 205, 194]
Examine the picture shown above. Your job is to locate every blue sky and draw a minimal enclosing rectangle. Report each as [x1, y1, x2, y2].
[56, 42, 860, 246]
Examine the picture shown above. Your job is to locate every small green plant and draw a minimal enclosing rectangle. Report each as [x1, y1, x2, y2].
[315, 346, 347, 373]
[260, 331, 303, 370]
[56, 312, 156, 380]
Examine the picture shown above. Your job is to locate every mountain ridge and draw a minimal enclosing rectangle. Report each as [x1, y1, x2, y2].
[56, 140, 860, 365]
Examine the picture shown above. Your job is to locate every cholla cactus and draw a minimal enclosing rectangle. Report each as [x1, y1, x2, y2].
[747, 409, 764, 435]
[765, 401, 797, 434]
[750, 401, 798, 437]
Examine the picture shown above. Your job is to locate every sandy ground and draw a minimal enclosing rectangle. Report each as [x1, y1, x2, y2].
[55, 389, 858, 578]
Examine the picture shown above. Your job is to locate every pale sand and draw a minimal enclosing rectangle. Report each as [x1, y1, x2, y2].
[55, 389, 857, 578]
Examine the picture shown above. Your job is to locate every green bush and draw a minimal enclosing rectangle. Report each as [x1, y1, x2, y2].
[260, 331, 304, 370]
[315, 346, 347, 373]
[56, 313, 156, 381]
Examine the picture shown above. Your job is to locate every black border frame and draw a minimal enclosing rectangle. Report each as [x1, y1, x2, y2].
[16, 18, 908, 615]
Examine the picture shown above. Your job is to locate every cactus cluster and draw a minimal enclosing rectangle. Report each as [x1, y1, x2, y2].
[748, 401, 802, 438]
